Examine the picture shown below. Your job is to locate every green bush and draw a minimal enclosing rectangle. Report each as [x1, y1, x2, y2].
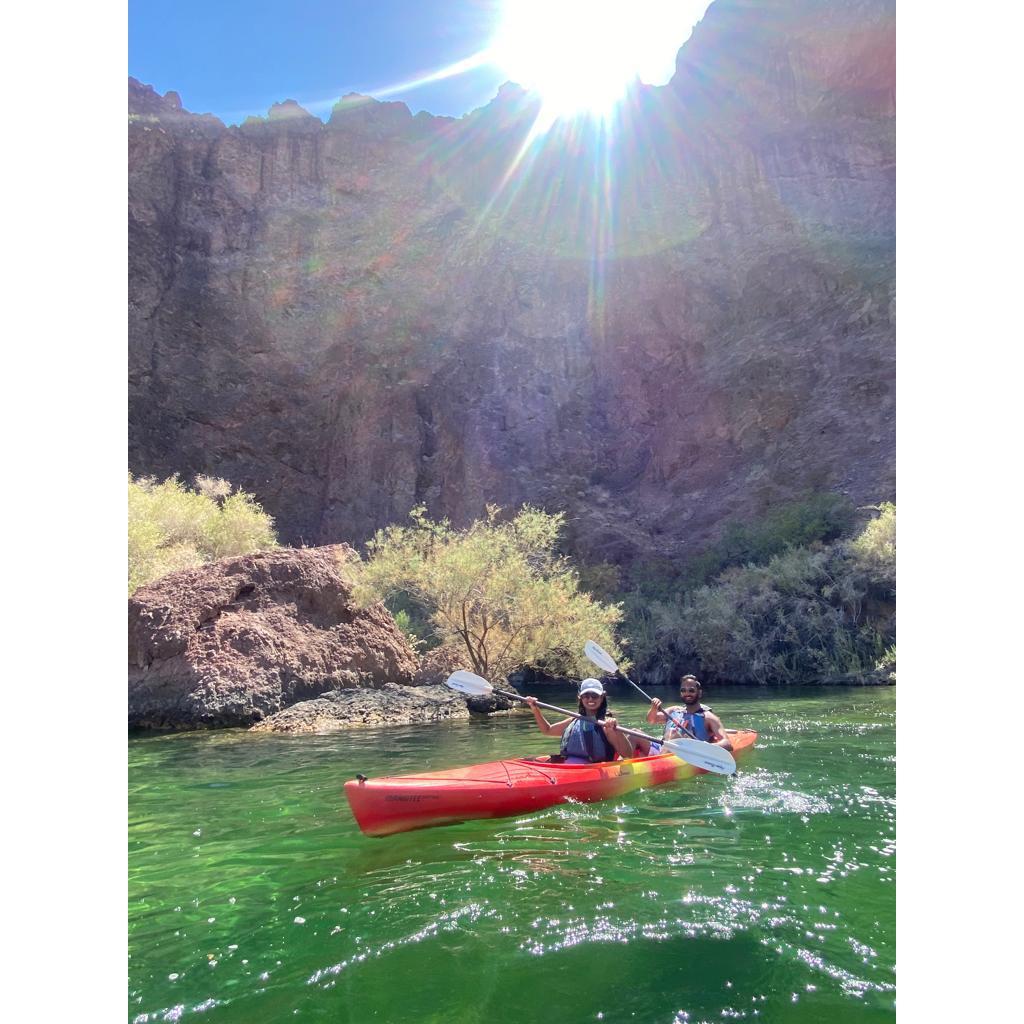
[209, 491, 280, 559]
[679, 549, 873, 683]
[659, 506, 896, 684]
[128, 474, 277, 595]
[608, 558, 688, 683]
[350, 504, 623, 682]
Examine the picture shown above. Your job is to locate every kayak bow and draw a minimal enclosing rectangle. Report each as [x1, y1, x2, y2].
[344, 729, 757, 837]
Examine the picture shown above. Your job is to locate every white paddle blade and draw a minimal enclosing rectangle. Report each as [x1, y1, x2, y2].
[445, 670, 493, 696]
[584, 640, 618, 674]
[663, 737, 737, 776]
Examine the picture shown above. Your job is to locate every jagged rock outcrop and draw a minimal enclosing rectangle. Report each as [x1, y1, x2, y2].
[128, 545, 418, 729]
[129, 0, 895, 566]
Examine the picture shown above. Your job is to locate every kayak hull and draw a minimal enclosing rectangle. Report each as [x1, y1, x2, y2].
[344, 728, 757, 837]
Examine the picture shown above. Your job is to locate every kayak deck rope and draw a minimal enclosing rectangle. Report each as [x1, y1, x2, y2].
[511, 759, 560, 785]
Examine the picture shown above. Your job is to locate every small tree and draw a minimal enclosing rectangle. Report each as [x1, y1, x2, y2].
[351, 504, 623, 682]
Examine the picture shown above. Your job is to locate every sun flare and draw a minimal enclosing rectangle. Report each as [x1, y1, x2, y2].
[490, 0, 710, 124]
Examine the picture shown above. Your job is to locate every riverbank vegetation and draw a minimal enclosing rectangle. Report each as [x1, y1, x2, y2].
[128, 474, 278, 594]
[594, 499, 896, 685]
[127, 474, 894, 686]
[350, 504, 623, 682]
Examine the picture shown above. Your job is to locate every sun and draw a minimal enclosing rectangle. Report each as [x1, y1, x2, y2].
[490, 0, 710, 125]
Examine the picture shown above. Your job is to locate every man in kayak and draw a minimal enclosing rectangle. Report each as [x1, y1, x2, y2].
[525, 679, 634, 763]
[645, 675, 733, 753]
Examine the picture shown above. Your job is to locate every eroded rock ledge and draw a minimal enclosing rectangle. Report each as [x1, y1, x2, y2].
[249, 682, 472, 733]
[128, 545, 419, 730]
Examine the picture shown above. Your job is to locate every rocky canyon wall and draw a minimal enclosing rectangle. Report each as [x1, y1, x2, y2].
[128, 0, 895, 567]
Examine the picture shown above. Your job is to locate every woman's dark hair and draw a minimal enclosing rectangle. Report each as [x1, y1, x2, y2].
[578, 695, 609, 718]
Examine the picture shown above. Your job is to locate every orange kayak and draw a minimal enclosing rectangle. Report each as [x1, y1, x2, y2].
[344, 728, 758, 837]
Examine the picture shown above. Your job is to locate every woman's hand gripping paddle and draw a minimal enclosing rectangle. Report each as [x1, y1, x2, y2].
[445, 671, 736, 775]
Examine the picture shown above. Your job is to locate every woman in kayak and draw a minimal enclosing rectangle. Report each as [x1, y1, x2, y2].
[525, 678, 634, 763]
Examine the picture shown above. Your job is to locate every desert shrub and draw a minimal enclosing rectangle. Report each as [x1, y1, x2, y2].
[128, 474, 277, 594]
[609, 558, 688, 682]
[876, 644, 896, 682]
[350, 504, 623, 682]
[848, 502, 896, 589]
[208, 491, 279, 558]
[195, 474, 233, 501]
[678, 549, 871, 683]
[611, 495, 860, 680]
[664, 508, 896, 685]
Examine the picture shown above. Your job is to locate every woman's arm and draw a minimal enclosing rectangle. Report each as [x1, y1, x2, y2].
[525, 696, 570, 736]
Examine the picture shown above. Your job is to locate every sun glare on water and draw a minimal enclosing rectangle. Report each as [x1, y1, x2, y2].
[491, 0, 711, 125]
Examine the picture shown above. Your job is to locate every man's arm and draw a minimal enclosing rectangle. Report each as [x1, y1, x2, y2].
[703, 711, 733, 752]
[646, 698, 668, 724]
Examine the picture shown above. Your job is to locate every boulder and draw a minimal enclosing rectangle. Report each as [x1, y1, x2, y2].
[128, 545, 418, 729]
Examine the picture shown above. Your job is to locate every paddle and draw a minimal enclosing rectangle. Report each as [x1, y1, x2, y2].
[584, 640, 738, 773]
[445, 670, 736, 775]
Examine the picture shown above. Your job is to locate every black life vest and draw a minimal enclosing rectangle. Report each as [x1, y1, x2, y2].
[560, 718, 616, 762]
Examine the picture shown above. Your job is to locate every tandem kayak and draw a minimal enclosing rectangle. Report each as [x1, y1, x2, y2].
[344, 728, 758, 837]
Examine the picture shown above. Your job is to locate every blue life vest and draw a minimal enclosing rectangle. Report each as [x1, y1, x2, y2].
[560, 718, 616, 763]
[662, 704, 711, 742]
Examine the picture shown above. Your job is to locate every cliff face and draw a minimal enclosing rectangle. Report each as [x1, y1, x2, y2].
[128, 0, 895, 565]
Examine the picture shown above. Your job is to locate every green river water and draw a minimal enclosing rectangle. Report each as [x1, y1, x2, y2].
[128, 687, 895, 1024]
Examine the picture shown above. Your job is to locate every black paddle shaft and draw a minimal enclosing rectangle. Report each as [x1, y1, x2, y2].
[491, 686, 662, 747]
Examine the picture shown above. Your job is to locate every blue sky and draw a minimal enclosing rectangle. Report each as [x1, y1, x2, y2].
[129, 0, 711, 125]
[130, 0, 520, 123]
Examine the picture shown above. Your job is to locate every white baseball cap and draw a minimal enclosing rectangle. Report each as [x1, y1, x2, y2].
[579, 678, 605, 696]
